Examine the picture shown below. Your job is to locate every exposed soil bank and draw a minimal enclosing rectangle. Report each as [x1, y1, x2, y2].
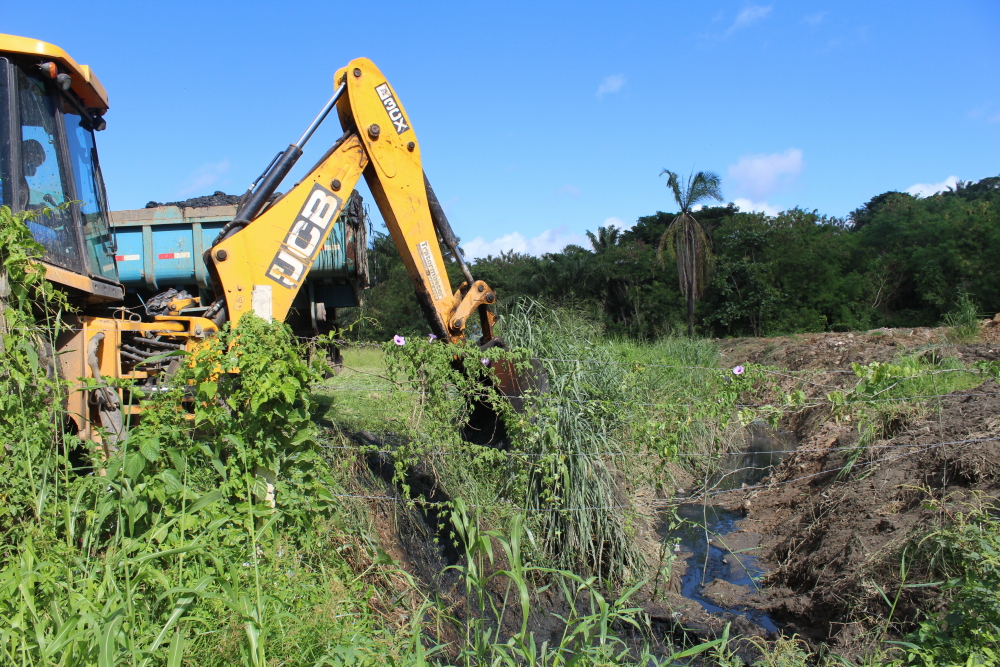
[718, 327, 1000, 376]
[708, 328, 1000, 657]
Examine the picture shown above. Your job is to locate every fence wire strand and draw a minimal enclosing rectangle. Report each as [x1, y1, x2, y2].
[320, 434, 1000, 513]
[41, 331, 999, 513]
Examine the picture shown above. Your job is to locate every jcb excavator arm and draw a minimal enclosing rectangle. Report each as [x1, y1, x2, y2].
[205, 58, 497, 345]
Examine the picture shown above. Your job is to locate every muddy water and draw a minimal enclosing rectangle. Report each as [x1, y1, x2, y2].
[707, 422, 795, 491]
[659, 424, 793, 634]
[661, 504, 779, 633]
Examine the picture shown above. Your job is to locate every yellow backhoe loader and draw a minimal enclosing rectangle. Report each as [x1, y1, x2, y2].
[0, 33, 520, 450]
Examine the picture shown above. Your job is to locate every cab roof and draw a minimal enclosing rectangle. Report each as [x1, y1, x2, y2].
[0, 33, 108, 111]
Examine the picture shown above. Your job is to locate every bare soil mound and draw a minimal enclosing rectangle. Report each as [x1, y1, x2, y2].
[718, 328, 1000, 373]
[718, 378, 1000, 655]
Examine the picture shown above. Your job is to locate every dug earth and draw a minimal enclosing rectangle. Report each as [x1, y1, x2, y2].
[706, 327, 1000, 657]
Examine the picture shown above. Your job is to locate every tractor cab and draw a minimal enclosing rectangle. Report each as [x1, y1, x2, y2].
[0, 34, 122, 302]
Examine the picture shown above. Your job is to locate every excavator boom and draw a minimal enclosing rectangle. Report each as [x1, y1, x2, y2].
[207, 59, 497, 345]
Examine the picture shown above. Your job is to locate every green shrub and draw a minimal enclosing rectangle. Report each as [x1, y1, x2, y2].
[886, 501, 1000, 666]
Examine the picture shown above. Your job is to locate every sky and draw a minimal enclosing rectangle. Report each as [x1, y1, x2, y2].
[5, 1, 998, 258]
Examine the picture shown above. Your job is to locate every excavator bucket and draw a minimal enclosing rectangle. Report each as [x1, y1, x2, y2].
[460, 355, 549, 449]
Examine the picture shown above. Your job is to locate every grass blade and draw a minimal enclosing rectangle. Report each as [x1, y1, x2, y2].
[167, 629, 184, 667]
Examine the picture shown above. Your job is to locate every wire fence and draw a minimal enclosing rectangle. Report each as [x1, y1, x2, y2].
[91, 415, 996, 463]
[318, 434, 999, 460]
[17, 323, 997, 381]
[327, 357, 995, 379]
[317, 434, 1000, 514]
[99, 357, 1000, 462]
[316, 375, 1000, 410]
[36, 324, 1000, 515]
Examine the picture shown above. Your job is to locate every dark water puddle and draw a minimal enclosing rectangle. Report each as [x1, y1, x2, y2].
[658, 424, 794, 634]
[661, 504, 779, 634]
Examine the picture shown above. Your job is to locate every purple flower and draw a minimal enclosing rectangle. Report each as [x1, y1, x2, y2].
[393, 335, 405, 346]
[481, 358, 491, 367]
[428, 333, 438, 342]
[732, 365, 745, 376]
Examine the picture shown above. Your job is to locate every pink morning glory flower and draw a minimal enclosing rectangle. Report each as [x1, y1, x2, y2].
[732, 365, 745, 376]
[393, 335, 405, 346]
[428, 333, 438, 341]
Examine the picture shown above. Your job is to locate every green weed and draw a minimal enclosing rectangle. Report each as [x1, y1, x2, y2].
[882, 500, 1000, 666]
[831, 354, 984, 479]
[942, 293, 982, 343]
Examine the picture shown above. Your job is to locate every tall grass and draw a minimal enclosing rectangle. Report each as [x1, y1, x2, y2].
[441, 499, 727, 667]
[942, 292, 981, 343]
[498, 302, 646, 581]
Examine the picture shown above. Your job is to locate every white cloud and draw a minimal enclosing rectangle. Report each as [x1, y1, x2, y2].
[596, 74, 625, 98]
[802, 11, 827, 26]
[176, 159, 231, 197]
[557, 184, 582, 197]
[970, 103, 1000, 122]
[463, 227, 588, 259]
[602, 216, 626, 230]
[728, 148, 804, 200]
[726, 5, 772, 35]
[906, 175, 959, 198]
[733, 198, 781, 216]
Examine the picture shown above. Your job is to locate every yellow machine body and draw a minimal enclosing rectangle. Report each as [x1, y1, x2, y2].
[3, 38, 501, 445]
[0, 33, 109, 110]
[211, 134, 371, 324]
[56, 316, 219, 450]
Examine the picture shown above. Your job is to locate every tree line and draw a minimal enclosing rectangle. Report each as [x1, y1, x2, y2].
[353, 175, 1000, 340]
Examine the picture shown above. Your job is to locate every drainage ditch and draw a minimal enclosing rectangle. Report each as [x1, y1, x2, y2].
[660, 423, 794, 635]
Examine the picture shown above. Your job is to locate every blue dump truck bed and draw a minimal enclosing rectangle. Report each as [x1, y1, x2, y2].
[109, 199, 369, 326]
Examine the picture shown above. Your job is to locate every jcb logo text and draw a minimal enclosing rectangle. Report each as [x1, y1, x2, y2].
[265, 184, 342, 289]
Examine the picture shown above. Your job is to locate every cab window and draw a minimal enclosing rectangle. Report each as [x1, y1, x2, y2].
[16, 66, 83, 272]
[65, 110, 116, 280]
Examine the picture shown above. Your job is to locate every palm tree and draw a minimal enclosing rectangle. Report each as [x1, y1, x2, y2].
[586, 225, 622, 253]
[658, 169, 723, 338]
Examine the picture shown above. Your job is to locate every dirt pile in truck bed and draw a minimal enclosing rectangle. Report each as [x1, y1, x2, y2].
[144, 190, 242, 209]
